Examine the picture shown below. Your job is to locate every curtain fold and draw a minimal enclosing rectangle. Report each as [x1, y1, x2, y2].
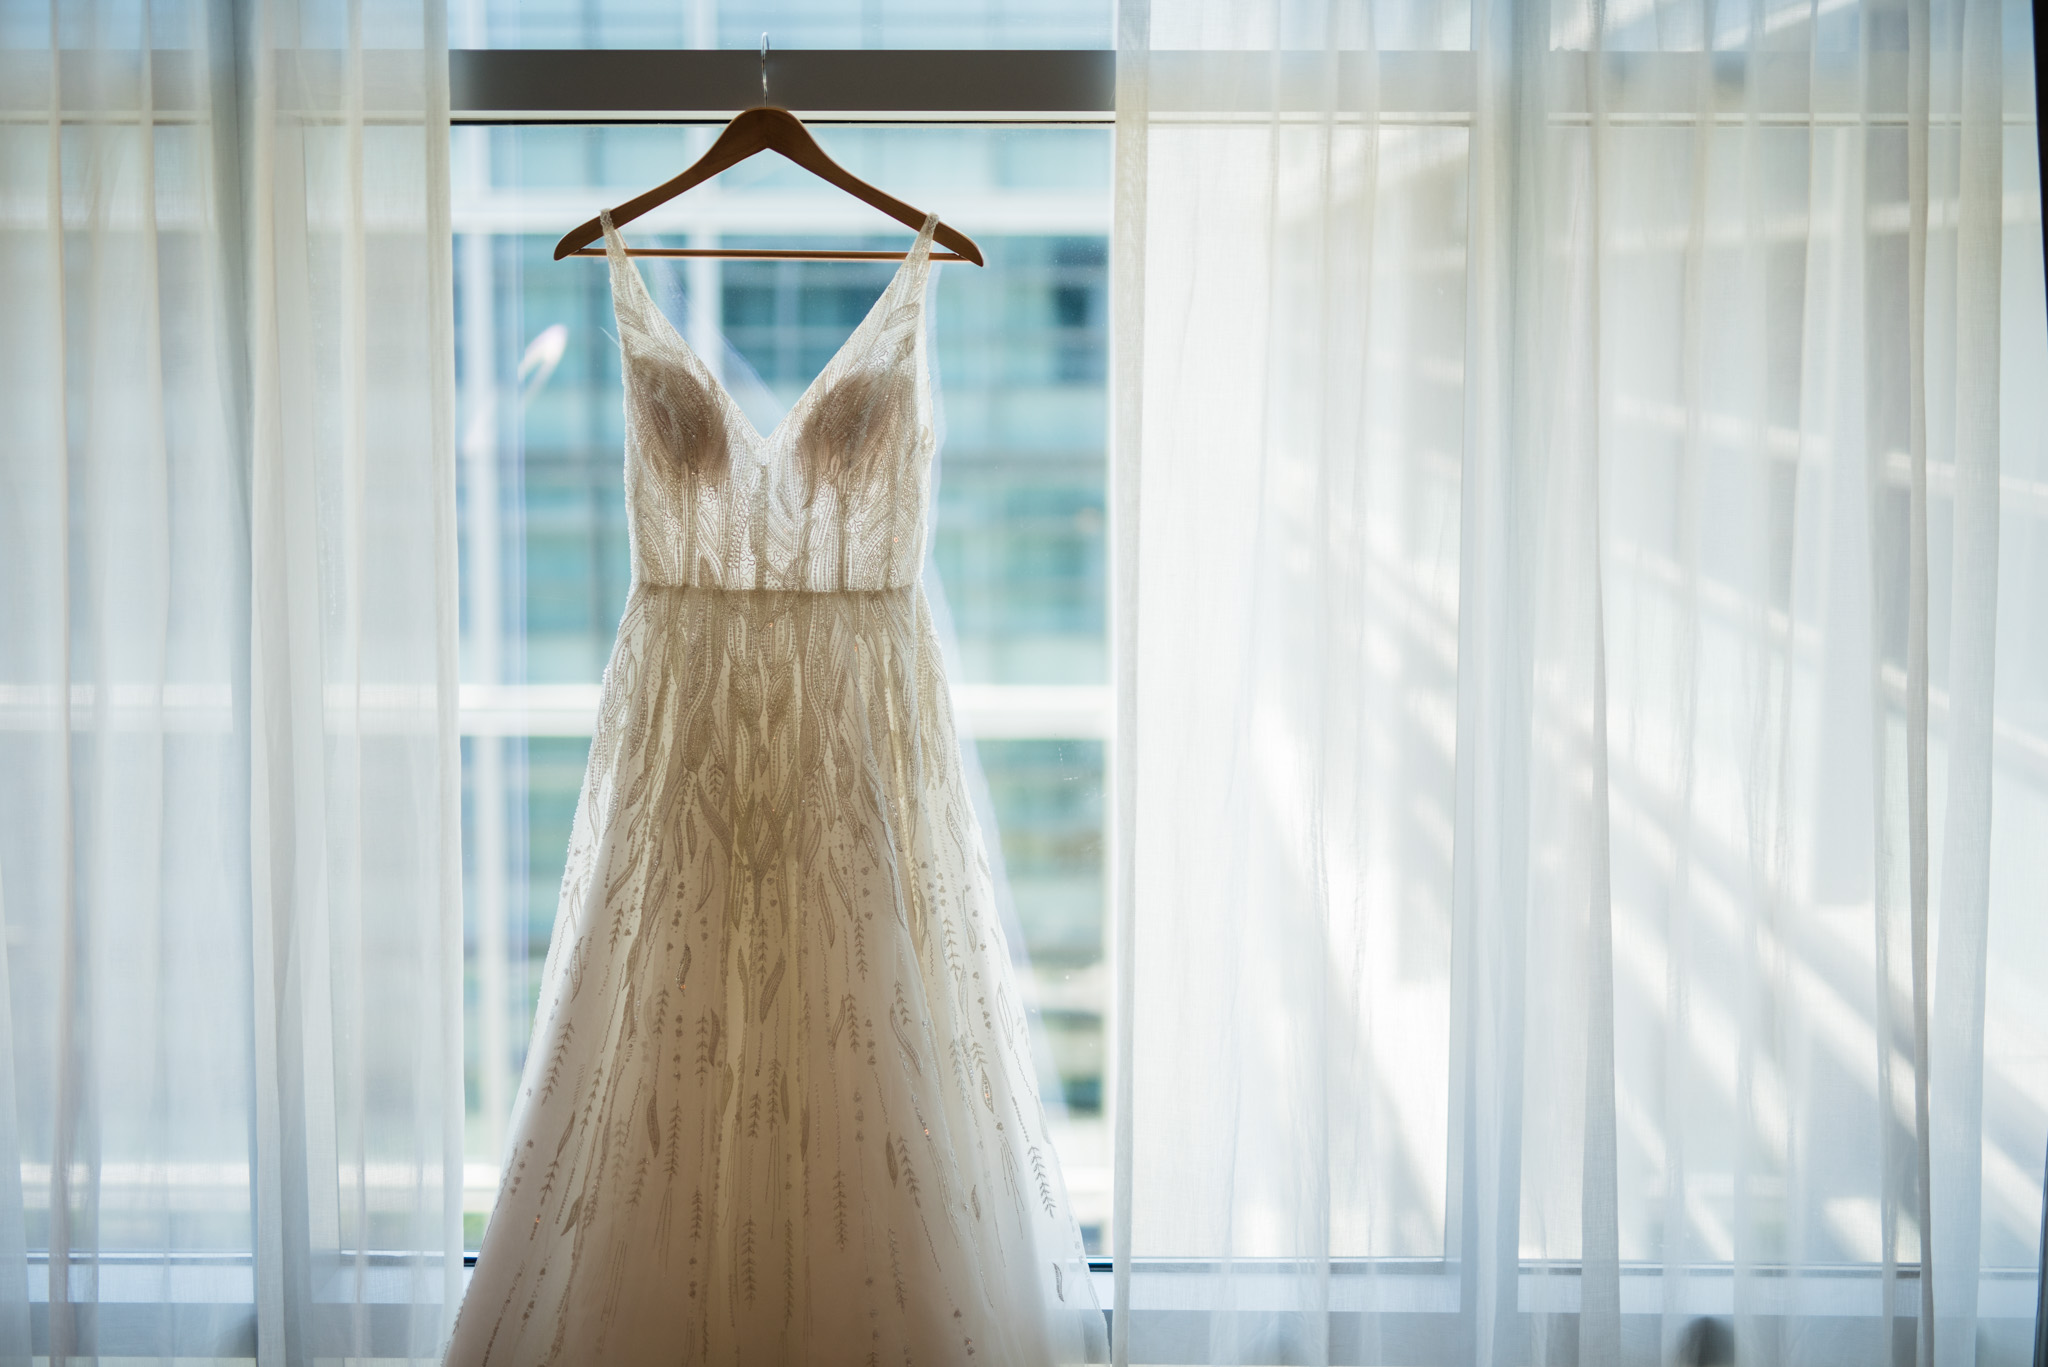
[0, 0, 461, 1361]
[1110, 1, 2048, 1364]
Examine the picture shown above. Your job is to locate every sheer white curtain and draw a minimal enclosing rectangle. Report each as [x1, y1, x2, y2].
[0, 0, 461, 1361]
[1110, 0, 2048, 1363]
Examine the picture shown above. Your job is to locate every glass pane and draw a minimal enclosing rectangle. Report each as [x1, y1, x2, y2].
[454, 123, 1113, 1252]
[975, 737, 1108, 1249]
[453, 0, 1111, 50]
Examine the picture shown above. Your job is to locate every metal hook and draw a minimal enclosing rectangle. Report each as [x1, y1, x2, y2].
[760, 33, 769, 103]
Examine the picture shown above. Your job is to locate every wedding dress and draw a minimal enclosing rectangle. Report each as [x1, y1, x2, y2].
[445, 212, 1107, 1367]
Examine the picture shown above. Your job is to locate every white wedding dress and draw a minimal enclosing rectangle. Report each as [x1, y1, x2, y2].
[445, 213, 1107, 1367]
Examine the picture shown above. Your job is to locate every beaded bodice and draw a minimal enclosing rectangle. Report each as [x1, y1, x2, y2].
[600, 211, 938, 593]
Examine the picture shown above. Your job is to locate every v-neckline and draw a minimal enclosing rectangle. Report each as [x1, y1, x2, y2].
[602, 211, 939, 449]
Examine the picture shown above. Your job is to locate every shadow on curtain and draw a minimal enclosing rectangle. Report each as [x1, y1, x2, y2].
[1110, 0, 2048, 1363]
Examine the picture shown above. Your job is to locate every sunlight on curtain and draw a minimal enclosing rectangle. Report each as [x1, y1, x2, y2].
[1111, 0, 2047, 1363]
[0, 0, 461, 1361]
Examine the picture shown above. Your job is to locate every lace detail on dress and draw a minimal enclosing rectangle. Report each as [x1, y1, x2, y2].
[596, 208, 939, 594]
[445, 212, 1107, 1367]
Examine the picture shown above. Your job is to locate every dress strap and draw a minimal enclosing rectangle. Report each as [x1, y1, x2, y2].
[598, 209, 643, 291]
[896, 211, 941, 298]
[597, 208, 659, 329]
[597, 208, 627, 263]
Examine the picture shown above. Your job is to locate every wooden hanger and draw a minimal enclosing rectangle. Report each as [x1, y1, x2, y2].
[554, 37, 983, 266]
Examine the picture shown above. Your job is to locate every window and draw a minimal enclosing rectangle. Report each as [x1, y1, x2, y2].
[16, 7, 2043, 1356]
[452, 121, 1115, 1252]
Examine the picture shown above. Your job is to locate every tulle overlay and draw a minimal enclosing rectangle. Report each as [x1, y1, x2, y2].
[446, 213, 1105, 1366]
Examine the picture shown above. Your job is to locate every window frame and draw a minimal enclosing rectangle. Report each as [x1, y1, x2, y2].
[447, 41, 1123, 1281]
[451, 47, 1116, 123]
[445, 36, 2048, 1307]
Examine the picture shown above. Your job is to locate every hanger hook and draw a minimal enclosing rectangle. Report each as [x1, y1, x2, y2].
[760, 33, 769, 103]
